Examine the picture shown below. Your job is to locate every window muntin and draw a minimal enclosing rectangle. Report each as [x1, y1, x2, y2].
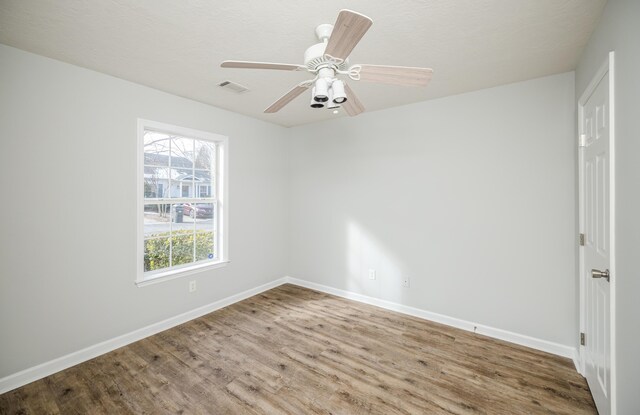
[138, 120, 227, 284]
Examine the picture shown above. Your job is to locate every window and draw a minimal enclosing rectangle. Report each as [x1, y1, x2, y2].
[137, 119, 228, 285]
[198, 185, 210, 198]
[181, 184, 190, 198]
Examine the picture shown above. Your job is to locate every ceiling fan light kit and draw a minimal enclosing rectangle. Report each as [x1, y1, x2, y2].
[327, 89, 340, 110]
[221, 9, 433, 117]
[313, 77, 330, 103]
[309, 87, 325, 108]
[331, 80, 347, 104]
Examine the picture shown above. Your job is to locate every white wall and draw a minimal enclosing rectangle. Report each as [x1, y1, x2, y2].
[0, 44, 290, 378]
[0, 41, 582, 388]
[289, 72, 577, 347]
[575, 1, 640, 412]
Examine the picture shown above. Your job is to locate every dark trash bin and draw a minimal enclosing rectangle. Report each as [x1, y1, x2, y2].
[173, 205, 184, 223]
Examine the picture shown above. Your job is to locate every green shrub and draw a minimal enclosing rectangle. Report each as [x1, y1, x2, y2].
[144, 230, 214, 272]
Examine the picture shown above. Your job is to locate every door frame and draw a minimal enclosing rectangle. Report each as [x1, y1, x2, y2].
[578, 51, 616, 413]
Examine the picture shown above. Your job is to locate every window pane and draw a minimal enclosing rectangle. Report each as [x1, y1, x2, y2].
[143, 169, 169, 198]
[184, 202, 214, 221]
[171, 231, 195, 267]
[170, 137, 195, 168]
[194, 140, 215, 170]
[144, 237, 170, 272]
[144, 204, 172, 238]
[169, 203, 195, 233]
[194, 170, 213, 197]
[195, 231, 215, 261]
[194, 140, 215, 196]
[195, 203, 215, 261]
[144, 132, 170, 166]
[164, 168, 193, 198]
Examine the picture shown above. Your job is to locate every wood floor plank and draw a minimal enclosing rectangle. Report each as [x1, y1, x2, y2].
[0, 284, 597, 414]
[5, 377, 60, 415]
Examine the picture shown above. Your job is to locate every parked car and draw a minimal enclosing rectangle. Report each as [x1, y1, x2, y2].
[182, 203, 213, 219]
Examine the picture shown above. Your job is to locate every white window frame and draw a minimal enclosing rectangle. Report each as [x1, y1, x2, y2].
[136, 119, 229, 286]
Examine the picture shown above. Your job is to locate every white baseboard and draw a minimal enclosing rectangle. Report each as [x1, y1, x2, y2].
[1, 275, 580, 395]
[284, 277, 577, 361]
[573, 349, 583, 375]
[0, 277, 288, 394]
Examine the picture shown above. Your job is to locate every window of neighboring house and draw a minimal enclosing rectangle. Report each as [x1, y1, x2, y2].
[181, 184, 190, 198]
[198, 185, 211, 198]
[138, 119, 228, 285]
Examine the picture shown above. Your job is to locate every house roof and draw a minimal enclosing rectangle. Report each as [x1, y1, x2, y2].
[144, 153, 211, 182]
[144, 153, 193, 168]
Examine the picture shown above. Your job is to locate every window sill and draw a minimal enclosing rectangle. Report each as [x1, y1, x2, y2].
[135, 260, 230, 287]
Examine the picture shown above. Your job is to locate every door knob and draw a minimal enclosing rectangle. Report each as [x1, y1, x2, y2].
[591, 268, 610, 282]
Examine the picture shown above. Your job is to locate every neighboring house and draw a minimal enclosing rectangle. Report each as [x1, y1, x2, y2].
[143, 153, 212, 199]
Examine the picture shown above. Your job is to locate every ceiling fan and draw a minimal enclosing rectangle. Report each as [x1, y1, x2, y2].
[220, 9, 433, 116]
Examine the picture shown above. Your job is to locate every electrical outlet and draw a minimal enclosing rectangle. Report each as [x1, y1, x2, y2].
[402, 276, 410, 288]
[368, 269, 376, 280]
[189, 280, 197, 293]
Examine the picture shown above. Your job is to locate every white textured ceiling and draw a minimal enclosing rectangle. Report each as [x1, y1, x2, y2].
[0, 0, 605, 127]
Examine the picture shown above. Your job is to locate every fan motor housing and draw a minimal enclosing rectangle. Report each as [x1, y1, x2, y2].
[304, 42, 350, 72]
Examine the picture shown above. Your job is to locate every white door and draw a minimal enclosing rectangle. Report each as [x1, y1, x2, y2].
[582, 69, 611, 415]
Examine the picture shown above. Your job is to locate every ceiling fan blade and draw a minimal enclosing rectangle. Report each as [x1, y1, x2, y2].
[324, 10, 373, 61]
[264, 84, 310, 113]
[221, 61, 304, 71]
[343, 84, 365, 116]
[357, 65, 433, 87]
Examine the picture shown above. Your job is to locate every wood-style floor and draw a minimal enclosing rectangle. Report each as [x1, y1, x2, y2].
[0, 284, 596, 414]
